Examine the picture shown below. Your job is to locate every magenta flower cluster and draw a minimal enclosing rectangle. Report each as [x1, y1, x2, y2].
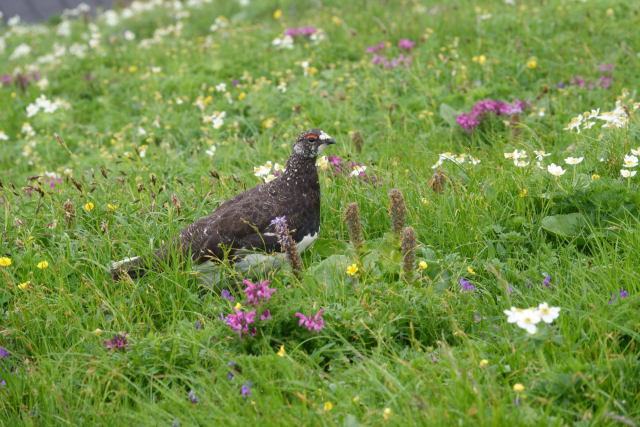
[558, 64, 614, 90]
[284, 26, 317, 38]
[243, 279, 276, 306]
[295, 309, 325, 333]
[225, 309, 257, 338]
[456, 99, 528, 132]
[224, 280, 277, 338]
[365, 39, 415, 68]
[1, 71, 42, 92]
[104, 332, 129, 351]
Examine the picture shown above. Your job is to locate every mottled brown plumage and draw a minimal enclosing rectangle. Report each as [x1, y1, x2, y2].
[111, 129, 335, 279]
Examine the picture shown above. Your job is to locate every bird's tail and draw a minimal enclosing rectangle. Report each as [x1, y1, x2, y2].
[110, 256, 145, 280]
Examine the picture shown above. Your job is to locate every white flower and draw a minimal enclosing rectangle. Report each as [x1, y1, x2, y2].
[564, 157, 583, 165]
[564, 115, 583, 133]
[316, 156, 329, 170]
[533, 150, 551, 161]
[123, 30, 136, 40]
[209, 16, 228, 32]
[204, 111, 226, 129]
[272, 35, 294, 49]
[0, 131, 8, 141]
[36, 78, 49, 90]
[137, 127, 147, 136]
[514, 159, 529, 167]
[277, 81, 287, 93]
[547, 163, 566, 176]
[10, 43, 31, 60]
[515, 308, 541, 334]
[631, 147, 640, 156]
[205, 145, 216, 157]
[623, 155, 638, 168]
[26, 104, 40, 118]
[57, 20, 72, 37]
[254, 161, 273, 177]
[350, 165, 367, 177]
[264, 174, 277, 183]
[468, 156, 481, 165]
[150, 66, 162, 73]
[503, 307, 524, 323]
[537, 303, 561, 324]
[621, 169, 637, 178]
[504, 149, 527, 160]
[273, 163, 285, 173]
[215, 83, 227, 92]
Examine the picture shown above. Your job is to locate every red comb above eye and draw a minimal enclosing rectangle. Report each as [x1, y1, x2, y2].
[304, 134, 318, 139]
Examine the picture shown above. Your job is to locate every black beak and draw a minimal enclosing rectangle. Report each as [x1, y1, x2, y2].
[325, 138, 336, 145]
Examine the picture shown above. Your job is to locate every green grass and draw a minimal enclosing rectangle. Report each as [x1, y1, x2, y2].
[1, 0, 639, 425]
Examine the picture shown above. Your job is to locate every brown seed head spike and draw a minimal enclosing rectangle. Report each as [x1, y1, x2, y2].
[352, 131, 364, 153]
[401, 226, 417, 281]
[429, 170, 447, 193]
[344, 202, 364, 249]
[388, 188, 407, 235]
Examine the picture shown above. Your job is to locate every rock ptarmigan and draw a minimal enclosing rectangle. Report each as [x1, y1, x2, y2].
[111, 129, 335, 279]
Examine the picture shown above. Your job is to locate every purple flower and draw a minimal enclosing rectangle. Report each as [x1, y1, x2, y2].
[225, 309, 257, 338]
[195, 320, 201, 329]
[284, 26, 317, 38]
[260, 309, 272, 321]
[398, 39, 415, 51]
[456, 99, 528, 132]
[365, 41, 386, 53]
[227, 371, 234, 381]
[542, 276, 552, 288]
[188, 390, 199, 403]
[599, 76, 613, 88]
[232, 79, 240, 86]
[0, 347, 9, 359]
[459, 278, 475, 292]
[221, 289, 235, 302]
[241, 381, 253, 397]
[1, 74, 11, 85]
[619, 289, 628, 298]
[598, 63, 614, 72]
[295, 309, 325, 333]
[243, 280, 277, 306]
[270, 216, 290, 247]
[0, 379, 5, 387]
[104, 333, 129, 351]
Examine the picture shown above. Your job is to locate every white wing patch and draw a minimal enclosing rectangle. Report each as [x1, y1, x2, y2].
[319, 130, 332, 141]
[111, 256, 140, 269]
[296, 232, 318, 253]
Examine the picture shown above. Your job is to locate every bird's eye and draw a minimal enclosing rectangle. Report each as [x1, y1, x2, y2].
[307, 135, 318, 142]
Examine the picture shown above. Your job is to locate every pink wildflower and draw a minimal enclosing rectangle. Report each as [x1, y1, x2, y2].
[243, 280, 276, 306]
[295, 309, 325, 333]
[225, 309, 257, 338]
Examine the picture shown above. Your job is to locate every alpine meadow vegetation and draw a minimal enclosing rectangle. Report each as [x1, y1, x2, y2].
[1, 0, 639, 425]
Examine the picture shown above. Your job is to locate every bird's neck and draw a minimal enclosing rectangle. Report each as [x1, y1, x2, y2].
[282, 153, 319, 187]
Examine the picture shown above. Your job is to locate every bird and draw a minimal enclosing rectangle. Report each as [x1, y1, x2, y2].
[111, 128, 336, 280]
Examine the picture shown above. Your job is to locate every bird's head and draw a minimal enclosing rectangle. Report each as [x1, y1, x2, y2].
[293, 128, 336, 158]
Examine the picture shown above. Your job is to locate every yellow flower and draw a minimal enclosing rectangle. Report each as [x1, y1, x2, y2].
[0, 257, 12, 267]
[519, 188, 528, 198]
[310, 81, 319, 89]
[263, 118, 275, 129]
[472, 55, 487, 65]
[323, 401, 333, 411]
[591, 174, 600, 180]
[383, 408, 392, 420]
[277, 345, 286, 357]
[479, 359, 489, 368]
[346, 264, 359, 276]
[93, 328, 104, 335]
[128, 65, 138, 73]
[273, 9, 282, 19]
[332, 16, 341, 25]
[526, 58, 537, 69]
[238, 92, 246, 101]
[37, 261, 49, 269]
[234, 302, 242, 311]
[107, 204, 118, 211]
[18, 281, 30, 290]
[513, 383, 525, 393]
[467, 267, 476, 275]
[84, 202, 95, 211]
[418, 261, 428, 270]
